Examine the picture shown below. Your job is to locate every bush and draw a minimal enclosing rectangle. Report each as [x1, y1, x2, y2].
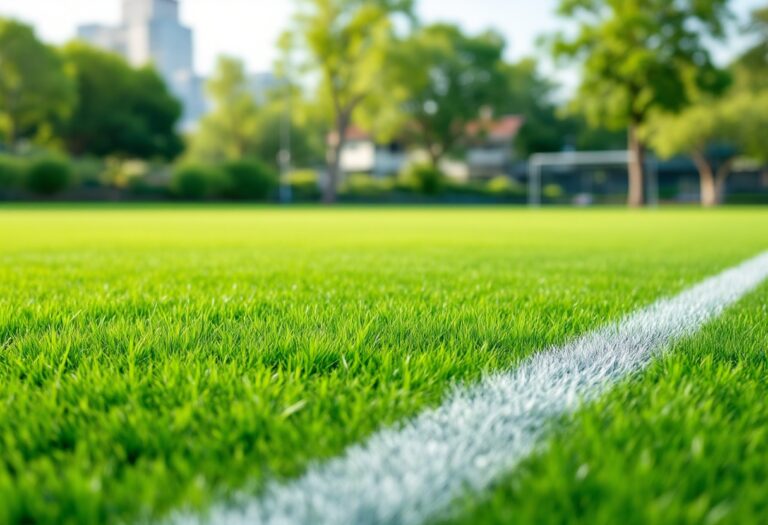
[223, 159, 278, 200]
[726, 193, 768, 205]
[543, 183, 565, 200]
[342, 173, 394, 198]
[402, 164, 445, 195]
[485, 176, 524, 197]
[0, 155, 26, 191]
[25, 157, 73, 196]
[285, 169, 321, 201]
[442, 178, 486, 196]
[393, 174, 420, 193]
[72, 157, 105, 187]
[171, 164, 225, 200]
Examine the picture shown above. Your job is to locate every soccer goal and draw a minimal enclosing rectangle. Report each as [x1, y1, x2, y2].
[527, 150, 659, 207]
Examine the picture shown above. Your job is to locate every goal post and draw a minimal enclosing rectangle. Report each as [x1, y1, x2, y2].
[527, 150, 659, 207]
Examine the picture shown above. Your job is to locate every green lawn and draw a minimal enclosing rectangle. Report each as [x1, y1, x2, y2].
[0, 206, 766, 525]
[442, 282, 768, 525]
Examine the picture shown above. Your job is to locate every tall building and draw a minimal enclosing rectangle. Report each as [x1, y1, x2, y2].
[77, 0, 206, 129]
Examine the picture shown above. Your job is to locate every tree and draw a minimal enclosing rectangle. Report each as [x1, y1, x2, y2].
[551, 0, 731, 207]
[187, 56, 261, 163]
[60, 43, 182, 159]
[0, 19, 75, 150]
[645, 91, 768, 206]
[292, 0, 413, 203]
[385, 24, 507, 166]
[188, 56, 325, 169]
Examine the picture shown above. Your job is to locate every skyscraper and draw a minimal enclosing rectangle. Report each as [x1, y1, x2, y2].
[78, 0, 206, 129]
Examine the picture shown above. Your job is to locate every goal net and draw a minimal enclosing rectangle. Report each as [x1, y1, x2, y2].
[527, 150, 659, 206]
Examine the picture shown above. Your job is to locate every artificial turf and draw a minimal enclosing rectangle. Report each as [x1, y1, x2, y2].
[0, 206, 766, 524]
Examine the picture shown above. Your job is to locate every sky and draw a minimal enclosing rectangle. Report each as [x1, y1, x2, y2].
[0, 0, 762, 80]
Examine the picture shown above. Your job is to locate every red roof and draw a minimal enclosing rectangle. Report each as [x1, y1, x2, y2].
[328, 115, 524, 145]
[466, 115, 525, 142]
[327, 125, 372, 145]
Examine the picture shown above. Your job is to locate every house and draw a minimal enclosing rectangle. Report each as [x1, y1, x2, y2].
[329, 126, 408, 178]
[330, 115, 524, 180]
[464, 115, 525, 179]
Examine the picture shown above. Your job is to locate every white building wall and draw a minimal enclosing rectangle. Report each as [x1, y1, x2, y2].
[340, 141, 377, 173]
[337, 140, 408, 176]
[123, 0, 179, 26]
[124, 23, 151, 65]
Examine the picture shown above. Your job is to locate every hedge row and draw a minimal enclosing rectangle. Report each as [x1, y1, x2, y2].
[171, 159, 278, 201]
[0, 155, 73, 196]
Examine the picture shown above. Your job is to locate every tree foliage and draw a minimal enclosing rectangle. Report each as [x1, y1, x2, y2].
[0, 18, 75, 149]
[187, 56, 261, 163]
[0, 154, 24, 191]
[553, 0, 731, 128]
[732, 7, 768, 90]
[244, 96, 327, 170]
[60, 43, 182, 159]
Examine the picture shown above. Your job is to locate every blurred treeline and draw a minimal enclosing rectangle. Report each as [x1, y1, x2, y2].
[0, 1, 767, 206]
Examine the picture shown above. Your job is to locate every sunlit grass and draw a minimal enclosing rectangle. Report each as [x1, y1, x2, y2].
[0, 206, 766, 524]
[442, 283, 768, 525]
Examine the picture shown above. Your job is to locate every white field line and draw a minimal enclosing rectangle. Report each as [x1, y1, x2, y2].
[175, 251, 768, 525]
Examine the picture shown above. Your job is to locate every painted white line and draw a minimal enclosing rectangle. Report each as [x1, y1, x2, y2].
[174, 251, 768, 525]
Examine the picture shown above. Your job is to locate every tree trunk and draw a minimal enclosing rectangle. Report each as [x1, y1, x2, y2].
[692, 151, 717, 207]
[627, 123, 645, 208]
[692, 152, 733, 207]
[427, 144, 442, 169]
[324, 112, 351, 204]
[325, 139, 343, 204]
[714, 159, 733, 206]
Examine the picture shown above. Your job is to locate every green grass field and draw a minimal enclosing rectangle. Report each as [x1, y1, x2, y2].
[440, 282, 768, 525]
[0, 206, 766, 525]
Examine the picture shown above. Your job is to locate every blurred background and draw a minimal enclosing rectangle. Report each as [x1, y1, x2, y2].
[0, 0, 766, 207]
